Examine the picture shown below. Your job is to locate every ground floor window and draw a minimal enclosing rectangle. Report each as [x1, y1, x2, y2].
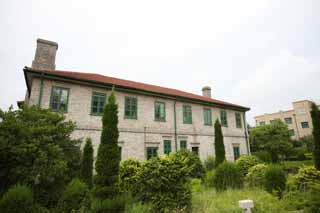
[233, 146, 240, 161]
[147, 147, 158, 160]
[191, 147, 199, 156]
[180, 140, 187, 150]
[118, 146, 122, 160]
[163, 140, 171, 155]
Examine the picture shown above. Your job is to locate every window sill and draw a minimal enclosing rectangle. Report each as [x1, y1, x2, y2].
[155, 119, 166, 122]
[124, 116, 138, 120]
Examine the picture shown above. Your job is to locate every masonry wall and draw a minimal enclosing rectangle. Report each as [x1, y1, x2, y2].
[28, 77, 249, 161]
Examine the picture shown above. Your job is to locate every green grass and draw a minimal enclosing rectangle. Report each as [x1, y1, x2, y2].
[282, 160, 313, 168]
[192, 188, 296, 213]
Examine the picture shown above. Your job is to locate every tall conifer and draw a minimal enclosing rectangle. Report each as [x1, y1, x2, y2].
[214, 119, 226, 166]
[80, 138, 93, 188]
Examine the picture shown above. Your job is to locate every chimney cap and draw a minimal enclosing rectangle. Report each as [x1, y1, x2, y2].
[37, 38, 58, 49]
[202, 86, 211, 91]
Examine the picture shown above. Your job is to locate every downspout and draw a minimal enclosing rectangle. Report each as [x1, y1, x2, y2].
[243, 112, 251, 155]
[38, 73, 44, 107]
[174, 100, 178, 152]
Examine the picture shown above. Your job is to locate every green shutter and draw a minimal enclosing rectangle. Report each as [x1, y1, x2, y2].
[203, 108, 212, 126]
[164, 140, 171, 154]
[147, 147, 157, 160]
[220, 110, 228, 127]
[235, 112, 242, 128]
[180, 140, 187, 150]
[155, 101, 166, 121]
[91, 92, 106, 115]
[125, 97, 138, 119]
[183, 105, 192, 124]
[50, 86, 69, 112]
[233, 146, 240, 161]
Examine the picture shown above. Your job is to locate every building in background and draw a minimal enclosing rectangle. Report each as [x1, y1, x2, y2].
[20, 38, 250, 161]
[254, 100, 317, 140]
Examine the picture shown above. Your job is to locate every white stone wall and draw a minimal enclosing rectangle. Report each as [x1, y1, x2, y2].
[28, 77, 249, 161]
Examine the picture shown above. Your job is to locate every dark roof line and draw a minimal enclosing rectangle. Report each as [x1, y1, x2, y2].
[24, 66, 250, 111]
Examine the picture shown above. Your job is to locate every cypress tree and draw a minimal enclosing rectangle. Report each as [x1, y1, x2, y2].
[80, 138, 94, 188]
[94, 89, 120, 199]
[214, 119, 226, 166]
[311, 103, 320, 170]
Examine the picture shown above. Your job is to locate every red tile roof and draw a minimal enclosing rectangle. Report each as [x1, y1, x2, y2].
[24, 67, 249, 111]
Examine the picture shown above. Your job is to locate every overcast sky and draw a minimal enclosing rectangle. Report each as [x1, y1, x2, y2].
[1, 0, 319, 125]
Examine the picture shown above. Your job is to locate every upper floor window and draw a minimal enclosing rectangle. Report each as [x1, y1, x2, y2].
[183, 105, 192, 124]
[203, 108, 212, 126]
[259, 121, 266, 126]
[163, 140, 172, 155]
[155, 101, 166, 121]
[301, 121, 309, 128]
[91, 92, 106, 115]
[124, 97, 137, 119]
[284, 117, 292, 124]
[50, 87, 69, 112]
[235, 112, 242, 128]
[220, 110, 228, 127]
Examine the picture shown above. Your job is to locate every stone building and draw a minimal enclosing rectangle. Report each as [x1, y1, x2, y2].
[254, 100, 317, 140]
[21, 38, 250, 161]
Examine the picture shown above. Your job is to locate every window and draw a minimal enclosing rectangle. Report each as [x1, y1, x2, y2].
[155, 101, 166, 121]
[233, 146, 240, 161]
[180, 140, 187, 150]
[235, 112, 242, 128]
[163, 140, 171, 155]
[118, 146, 122, 160]
[191, 147, 199, 156]
[259, 121, 266, 126]
[301, 122, 309, 128]
[91, 92, 106, 115]
[220, 110, 228, 127]
[146, 147, 158, 160]
[203, 108, 212, 126]
[284, 117, 292, 124]
[289, 129, 295, 136]
[183, 105, 192, 124]
[50, 87, 69, 112]
[124, 97, 137, 119]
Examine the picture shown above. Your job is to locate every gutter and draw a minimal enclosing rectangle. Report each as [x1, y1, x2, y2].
[243, 112, 251, 155]
[174, 100, 178, 152]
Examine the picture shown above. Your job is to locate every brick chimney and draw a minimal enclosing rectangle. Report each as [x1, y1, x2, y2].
[202, 86, 211, 98]
[32, 38, 58, 70]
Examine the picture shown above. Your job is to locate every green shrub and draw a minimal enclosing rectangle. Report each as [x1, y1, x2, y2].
[236, 155, 260, 177]
[204, 170, 215, 188]
[252, 151, 272, 163]
[204, 156, 215, 171]
[191, 178, 205, 193]
[264, 165, 286, 198]
[125, 202, 152, 213]
[80, 138, 94, 188]
[245, 163, 268, 188]
[0, 184, 37, 213]
[91, 196, 126, 213]
[58, 178, 90, 212]
[133, 155, 192, 212]
[212, 161, 243, 191]
[119, 158, 141, 193]
[175, 149, 205, 179]
[290, 166, 320, 191]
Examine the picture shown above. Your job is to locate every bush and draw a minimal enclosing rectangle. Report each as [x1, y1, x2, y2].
[264, 165, 286, 198]
[133, 155, 192, 212]
[252, 151, 272, 163]
[204, 170, 215, 188]
[212, 161, 243, 191]
[0, 184, 37, 213]
[80, 138, 94, 188]
[204, 156, 215, 171]
[91, 196, 126, 213]
[290, 166, 320, 191]
[119, 158, 141, 192]
[236, 155, 260, 177]
[58, 178, 90, 212]
[245, 164, 268, 188]
[175, 149, 205, 179]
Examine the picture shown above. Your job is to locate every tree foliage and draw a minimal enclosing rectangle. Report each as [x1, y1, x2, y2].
[250, 120, 292, 163]
[311, 103, 320, 170]
[94, 89, 121, 200]
[236, 155, 260, 177]
[214, 119, 226, 166]
[80, 138, 94, 188]
[0, 106, 80, 207]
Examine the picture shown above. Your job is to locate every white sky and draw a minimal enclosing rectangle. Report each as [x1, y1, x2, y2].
[0, 0, 319, 125]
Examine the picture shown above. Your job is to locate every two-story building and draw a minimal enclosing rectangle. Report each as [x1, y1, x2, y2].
[21, 39, 250, 161]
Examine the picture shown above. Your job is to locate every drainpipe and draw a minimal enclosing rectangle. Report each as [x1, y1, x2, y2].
[38, 74, 44, 107]
[243, 112, 251, 155]
[173, 100, 178, 152]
